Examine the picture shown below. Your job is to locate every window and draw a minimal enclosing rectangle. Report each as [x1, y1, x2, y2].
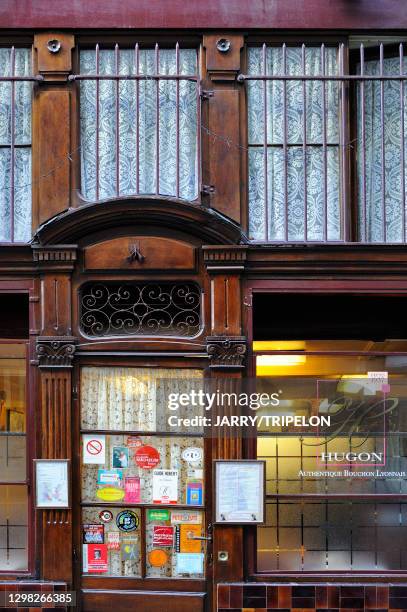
[79, 44, 199, 202]
[254, 347, 407, 573]
[246, 39, 407, 243]
[0, 48, 32, 243]
[80, 367, 206, 579]
[0, 343, 29, 572]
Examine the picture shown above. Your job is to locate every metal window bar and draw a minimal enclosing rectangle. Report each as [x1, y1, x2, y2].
[242, 42, 407, 244]
[73, 44, 200, 203]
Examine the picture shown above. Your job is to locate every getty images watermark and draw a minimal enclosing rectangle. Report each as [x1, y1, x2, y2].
[166, 389, 331, 428]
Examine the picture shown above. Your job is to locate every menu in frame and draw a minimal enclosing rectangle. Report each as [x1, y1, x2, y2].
[214, 460, 265, 524]
[34, 459, 70, 509]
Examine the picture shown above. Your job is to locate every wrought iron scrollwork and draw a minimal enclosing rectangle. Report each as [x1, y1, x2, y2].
[80, 282, 201, 338]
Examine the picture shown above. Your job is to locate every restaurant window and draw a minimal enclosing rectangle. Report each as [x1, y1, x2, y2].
[80, 367, 206, 579]
[245, 39, 407, 243]
[253, 294, 407, 573]
[0, 342, 29, 572]
[0, 48, 32, 243]
[78, 44, 199, 202]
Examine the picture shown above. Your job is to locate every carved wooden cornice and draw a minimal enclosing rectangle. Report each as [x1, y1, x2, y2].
[32, 245, 78, 271]
[203, 245, 247, 272]
[206, 336, 247, 369]
[33, 199, 243, 246]
[36, 336, 77, 368]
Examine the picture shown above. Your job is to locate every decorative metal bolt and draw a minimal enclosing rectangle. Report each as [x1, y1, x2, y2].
[47, 39, 61, 54]
[216, 38, 231, 53]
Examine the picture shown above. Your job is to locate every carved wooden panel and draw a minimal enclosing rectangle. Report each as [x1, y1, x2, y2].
[84, 236, 196, 271]
[36, 90, 71, 224]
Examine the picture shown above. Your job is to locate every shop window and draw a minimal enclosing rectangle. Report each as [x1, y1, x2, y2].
[0, 48, 32, 243]
[0, 343, 28, 572]
[79, 282, 202, 338]
[79, 44, 199, 202]
[80, 367, 206, 579]
[246, 39, 407, 243]
[254, 346, 407, 573]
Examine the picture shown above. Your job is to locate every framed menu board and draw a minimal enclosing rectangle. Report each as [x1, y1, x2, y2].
[34, 459, 70, 509]
[214, 460, 265, 524]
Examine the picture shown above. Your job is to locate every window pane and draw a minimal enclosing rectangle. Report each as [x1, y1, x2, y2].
[357, 56, 407, 243]
[82, 506, 142, 576]
[0, 485, 28, 571]
[146, 509, 205, 578]
[0, 49, 32, 244]
[81, 366, 203, 431]
[257, 501, 407, 572]
[0, 343, 26, 481]
[80, 47, 198, 202]
[247, 45, 341, 242]
[82, 434, 204, 505]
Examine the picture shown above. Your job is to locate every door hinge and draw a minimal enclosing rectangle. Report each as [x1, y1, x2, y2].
[200, 89, 214, 100]
[72, 385, 78, 399]
[201, 184, 216, 196]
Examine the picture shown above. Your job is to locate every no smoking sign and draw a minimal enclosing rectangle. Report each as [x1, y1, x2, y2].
[83, 434, 106, 464]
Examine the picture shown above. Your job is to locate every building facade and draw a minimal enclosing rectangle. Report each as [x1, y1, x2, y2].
[2, 1, 407, 610]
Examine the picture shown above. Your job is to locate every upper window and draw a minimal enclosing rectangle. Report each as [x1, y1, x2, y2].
[0, 48, 32, 243]
[246, 40, 407, 243]
[79, 45, 199, 202]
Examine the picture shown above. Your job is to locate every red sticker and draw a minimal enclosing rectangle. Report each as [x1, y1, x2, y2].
[135, 445, 160, 470]
[127, 435, 143, 448]
[152, 525, 174, 547]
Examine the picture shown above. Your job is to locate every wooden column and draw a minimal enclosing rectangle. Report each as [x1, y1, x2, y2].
[204, 246, 247, 592]
[33, 33, 74, 229]
[33, 245, 77, 582]
[202, 34, 244, 224]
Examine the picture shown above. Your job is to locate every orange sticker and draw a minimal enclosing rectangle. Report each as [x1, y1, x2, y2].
[148, 548, 168, 567]
[180, 524, 201, 553]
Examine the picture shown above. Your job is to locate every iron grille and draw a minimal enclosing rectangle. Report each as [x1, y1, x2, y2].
[79, 282, 202, 338]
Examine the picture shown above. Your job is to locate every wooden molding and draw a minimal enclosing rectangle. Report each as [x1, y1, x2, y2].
[206, 335, 247, 369]
[34, 33, 74, 81]
[34, 198, 243, 246]
[36, 336, 77, 368]
[203, 245, 247, 272]
[32, 245, 78, 270]
[203, 33, 244, 81]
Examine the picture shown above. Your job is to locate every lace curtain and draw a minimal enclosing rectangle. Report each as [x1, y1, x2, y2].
[80, 366, 203, 431]
[80, 49, 198, 202]
[357, 57, 407, 242]
[0, 48, 31, 243]
[248, 46, 341, 242]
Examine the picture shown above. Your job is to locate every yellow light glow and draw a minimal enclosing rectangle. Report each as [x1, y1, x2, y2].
[253, 341, 306, 352]
[256, 354, 307, 367]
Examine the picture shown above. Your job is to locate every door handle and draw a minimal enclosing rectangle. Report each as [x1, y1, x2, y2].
[187, 532, 212, 542]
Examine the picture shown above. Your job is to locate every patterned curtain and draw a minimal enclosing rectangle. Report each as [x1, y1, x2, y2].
[0, 48, 31, 243]
[80, 49, 198, 201]
[80, 366, 203, 431]
[357, 57, 407, 242]
[247, 46, 340, 241]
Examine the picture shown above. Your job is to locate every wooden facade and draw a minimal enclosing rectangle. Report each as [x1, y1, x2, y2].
[1, 2, 407, 611]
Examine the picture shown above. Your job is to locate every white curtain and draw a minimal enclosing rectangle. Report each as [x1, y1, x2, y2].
[80, 366, 203, 431]
[357, 57, 407, 242]
[0, 48, 31, 243]
[248, 46, 341, 241]
[80, 48, 198, 201]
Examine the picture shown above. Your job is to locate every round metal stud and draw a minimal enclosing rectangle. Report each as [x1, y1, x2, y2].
[216, 38, 231, 53]
[47, 39, 61, 54]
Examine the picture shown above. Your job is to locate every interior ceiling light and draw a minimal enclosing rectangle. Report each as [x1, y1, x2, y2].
[256, 355, 307, 367]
